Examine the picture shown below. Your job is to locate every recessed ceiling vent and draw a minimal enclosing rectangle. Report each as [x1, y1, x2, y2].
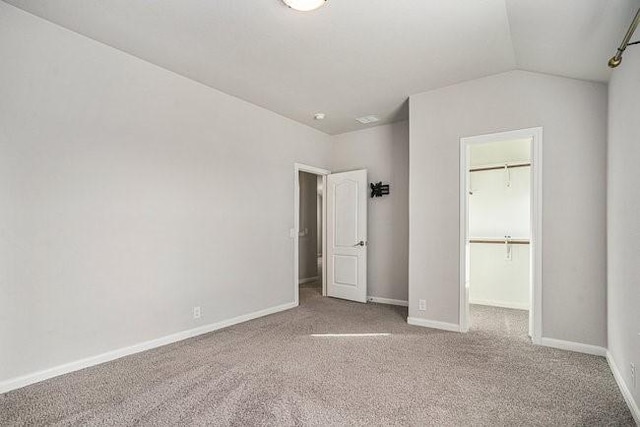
[356, 115, 380, 124]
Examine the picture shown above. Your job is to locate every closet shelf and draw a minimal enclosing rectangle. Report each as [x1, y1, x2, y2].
[469, 238, 530, 245]
[469, 162, 530, 173]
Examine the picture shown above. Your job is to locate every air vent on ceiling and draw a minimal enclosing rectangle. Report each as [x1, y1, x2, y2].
[356, 115, 380, 124]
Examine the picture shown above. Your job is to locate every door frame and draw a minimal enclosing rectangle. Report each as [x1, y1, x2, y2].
[294, 163, 330, 306]
[459, 127, 543, 344]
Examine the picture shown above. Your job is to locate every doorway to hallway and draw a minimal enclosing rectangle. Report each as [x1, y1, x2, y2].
[298, 170, 324, 301]
[293, 163, 369, 306]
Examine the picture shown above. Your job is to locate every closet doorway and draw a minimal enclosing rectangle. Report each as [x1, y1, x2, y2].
[459, 128, 542, 342]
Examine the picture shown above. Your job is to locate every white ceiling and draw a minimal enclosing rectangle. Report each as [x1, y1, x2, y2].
[3, 0, 638, 134]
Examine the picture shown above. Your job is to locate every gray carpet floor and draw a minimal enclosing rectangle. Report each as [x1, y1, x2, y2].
[1, 285, 633, 426]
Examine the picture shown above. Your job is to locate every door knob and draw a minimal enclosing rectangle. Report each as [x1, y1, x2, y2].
[354, 240, 366, 247]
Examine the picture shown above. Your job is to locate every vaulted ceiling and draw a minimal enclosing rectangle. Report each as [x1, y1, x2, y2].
[3, 0, 638, 134]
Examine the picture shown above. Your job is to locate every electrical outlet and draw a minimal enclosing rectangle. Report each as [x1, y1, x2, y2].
[631, 363, 636, 389]
[418, 299, 427, 311]
[193, 306, 201, 319]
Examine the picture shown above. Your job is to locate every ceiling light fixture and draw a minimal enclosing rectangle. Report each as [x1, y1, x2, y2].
[282, 0, 327, 12]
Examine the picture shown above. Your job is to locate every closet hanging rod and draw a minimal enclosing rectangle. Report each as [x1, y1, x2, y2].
[469, 162, 531, 173]
[469, 239, 530, 245]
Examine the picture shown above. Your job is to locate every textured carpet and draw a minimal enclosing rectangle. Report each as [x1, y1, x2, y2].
[1, 285, 633, 426]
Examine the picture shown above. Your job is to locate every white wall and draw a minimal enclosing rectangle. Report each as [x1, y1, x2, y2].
[0, 3, 332, 384]
[470, 138, 531, 168]
[409, 70, 607, 347]
[469, 245, 530, 310]
[298, 171, 318, 281]
[332, 122, 409, 302]
[469, 166, 530, 239]
[608, 47, 640, 413]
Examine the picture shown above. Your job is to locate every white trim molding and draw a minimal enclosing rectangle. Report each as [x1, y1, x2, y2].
[539, 337, 607, 357]
[367, 296, 409, 307]
[0, 301, 296, 395]
[607, 351, 640, 424]
[407, 317, 461, 332]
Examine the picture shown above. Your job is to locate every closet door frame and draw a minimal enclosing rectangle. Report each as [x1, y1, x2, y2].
[459, 127, 542, 343]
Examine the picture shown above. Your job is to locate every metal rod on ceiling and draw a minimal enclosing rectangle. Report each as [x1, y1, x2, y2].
[608, 7, 640, 68]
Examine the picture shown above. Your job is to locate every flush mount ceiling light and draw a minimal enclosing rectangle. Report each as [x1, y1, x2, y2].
[282, 0, 327, 12]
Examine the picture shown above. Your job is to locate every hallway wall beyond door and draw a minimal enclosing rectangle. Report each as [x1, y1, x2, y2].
[299, 171, 319, 282]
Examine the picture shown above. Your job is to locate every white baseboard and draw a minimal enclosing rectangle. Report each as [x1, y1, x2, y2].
[367, 296, 408, 307]
[539, 337, 607, 357]
[470, 299, 529, 310]
[0, 301, 297, 395]
[299, 276, 319, 284]
[407, 317, 461, 332]
[607, 351, 640, 424]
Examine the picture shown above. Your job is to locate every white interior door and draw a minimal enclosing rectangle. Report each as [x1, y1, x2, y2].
[326, 169, 367, 303]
